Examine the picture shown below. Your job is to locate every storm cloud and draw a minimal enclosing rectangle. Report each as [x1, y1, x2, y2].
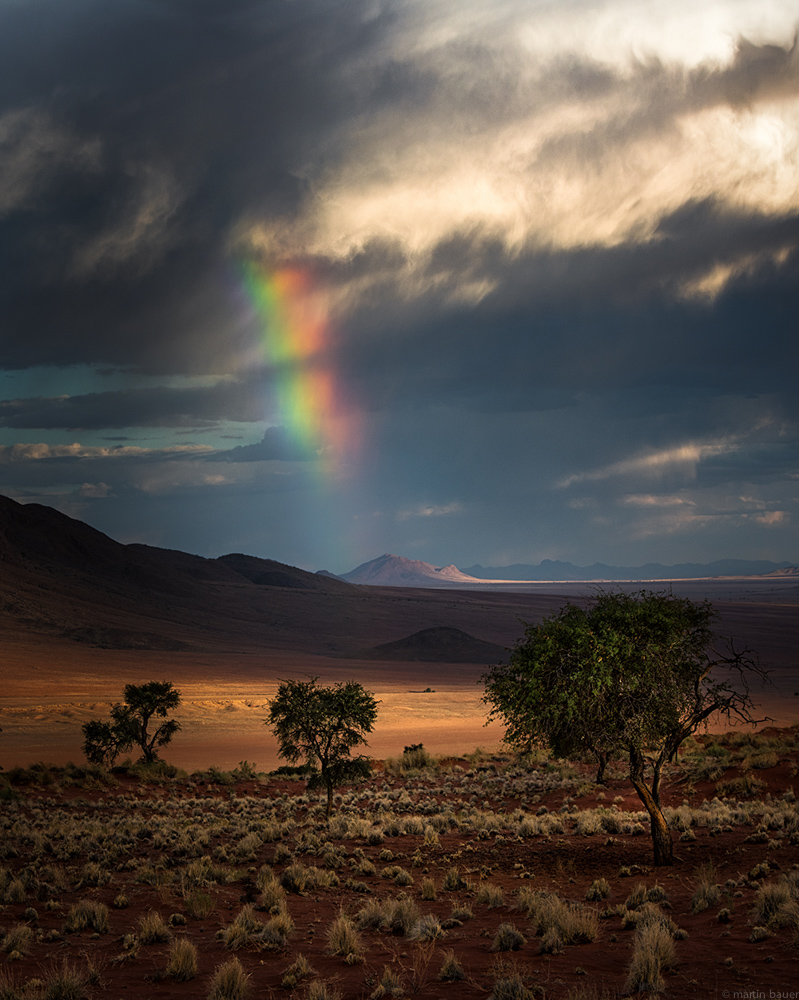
[0, 0, 797, 571]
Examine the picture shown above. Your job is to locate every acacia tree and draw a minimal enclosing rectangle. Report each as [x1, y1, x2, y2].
[82, 681, 181, 766]
[482, 590, 766, 866]
[266, 678, 378, 818]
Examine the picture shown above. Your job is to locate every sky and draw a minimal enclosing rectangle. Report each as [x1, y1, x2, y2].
[0, 0, 798, 574]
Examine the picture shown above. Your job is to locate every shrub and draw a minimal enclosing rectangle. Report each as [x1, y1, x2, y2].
[442, 867, 466, 891]
[691, 864, 721, 914]
[207, 957, 251, 1000]
[751, 880, 799, 928]
[1, 926, 33, 956]
[515, 888, 598, 944]
[420, 878, 437, 901]
[3, 880, 25, 905]
[401, 744, 435, 769]
[281, 954, 314, 990]
[184, 888, 215, 919]
[383, 896, 421, 936]
[438, 948, 465, 981]
[492, 923, 527, 952]
[39, 959, 94, 1000]
[64, 899, 110, 934]
[624, 883, 649, 910]
[585, 878, 611, 901]
[139, 910, 171, 944]
[326, 912, 363, 962]
[254, 913, 295, 951]
[0, 968, 22, 1000]
[305, 982, 343, 1000]
[165, 937, 199, 981]
[369, 966, 404, 998]
[259, 876, 288, 914]
[489, 958, 539, 1000]
[409, 914, 444, 942]
[477, 883, 505, 908]
[218, 905, 264, 950]
[625, 924, 676, 993]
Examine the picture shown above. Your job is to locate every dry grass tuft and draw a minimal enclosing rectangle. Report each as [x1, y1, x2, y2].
[326, 911, 364, 963]
[165, 937, 199, 981]
[0, 925, 33, 957]
[138, 909, 171, 945]
[492, 922, 527, 952]
[207, 956, 251, 1000]
[64, 899, 110, 935]
[691, 862, 722, 914]
[516, 888, 599, 944]
[751, 879, 799, 929]
[281, 954, 315, 990]
[38, 959, 95, 1000]
[438, 948, 465, 982]
[625, 923, 676, 993]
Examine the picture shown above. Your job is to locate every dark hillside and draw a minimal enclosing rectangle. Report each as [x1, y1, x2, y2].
[217, 552, 353, 592]
[353, 625, 507, 663]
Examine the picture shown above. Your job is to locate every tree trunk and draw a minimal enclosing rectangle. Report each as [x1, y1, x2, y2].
[325, 780, 333, 820]
[595, 751, 610, 785]
[629, 751, 673, 866]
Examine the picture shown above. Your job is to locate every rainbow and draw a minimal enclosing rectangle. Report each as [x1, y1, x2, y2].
[241, 261, 360, 475]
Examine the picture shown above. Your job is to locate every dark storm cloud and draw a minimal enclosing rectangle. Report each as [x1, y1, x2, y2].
[335, 202, 799, 417]
[0, 379, 264, 429]
[1, 0, 797, 391]
[0, 0, 385, 373]
[0, 0, 797, 569]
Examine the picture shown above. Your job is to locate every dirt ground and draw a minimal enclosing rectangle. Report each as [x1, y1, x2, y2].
[2, 731, 799, 999]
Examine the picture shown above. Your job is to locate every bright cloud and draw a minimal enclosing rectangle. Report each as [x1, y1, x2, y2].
[559, 437, 739, 487]
[397, 502, 463, 521]
[0, 443, 213, 463]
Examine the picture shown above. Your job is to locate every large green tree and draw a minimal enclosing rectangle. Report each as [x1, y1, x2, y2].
[482, 590, 766, 865]
[266, 678, 378, 818]
[82, 681, 181, 766]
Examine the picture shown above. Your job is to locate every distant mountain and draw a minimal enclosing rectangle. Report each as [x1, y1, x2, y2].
[0, 495, 536, 656]
[339, 554, 483, 587]
[460, 558, 798, 581]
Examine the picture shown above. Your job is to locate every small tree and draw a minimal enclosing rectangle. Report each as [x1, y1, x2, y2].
[482, 590, 766, 865]
[82, 681, 181, 766]
[266, 678, 378, 818]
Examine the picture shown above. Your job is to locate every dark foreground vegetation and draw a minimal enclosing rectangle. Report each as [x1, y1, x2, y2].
[1, 730, 799, 999]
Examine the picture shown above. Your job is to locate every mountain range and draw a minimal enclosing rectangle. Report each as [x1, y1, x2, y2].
[0, 495, 539, 659]
[330, 553, 798, 588]
[461, 557, 798, 582]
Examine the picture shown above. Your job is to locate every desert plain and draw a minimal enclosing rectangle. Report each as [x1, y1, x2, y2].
[3, 498, 799, 998]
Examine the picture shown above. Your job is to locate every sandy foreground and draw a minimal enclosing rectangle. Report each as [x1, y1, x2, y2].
[1, 634, 796, 771]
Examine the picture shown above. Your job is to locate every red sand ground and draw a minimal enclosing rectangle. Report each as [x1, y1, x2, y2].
[2, 737, 799, 999]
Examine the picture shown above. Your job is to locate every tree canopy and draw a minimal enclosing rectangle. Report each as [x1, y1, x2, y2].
[82, 681, 181, 767]
[482, 589, 766, 865]
[266, 678, 378, 818]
